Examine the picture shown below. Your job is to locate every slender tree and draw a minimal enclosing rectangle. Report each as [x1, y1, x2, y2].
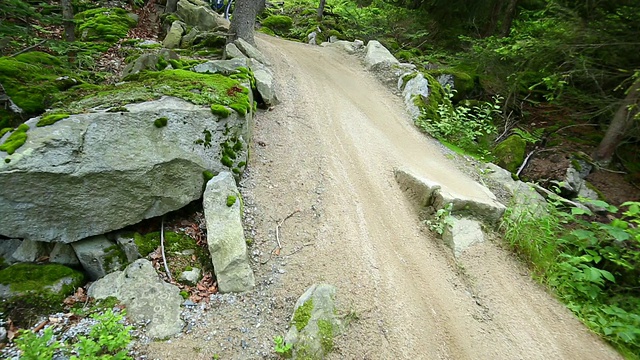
[61, 0, 74, 41]
[228, 0, 259, 45]
[592, 77, 640, 165]
[318, 0, 326, 19]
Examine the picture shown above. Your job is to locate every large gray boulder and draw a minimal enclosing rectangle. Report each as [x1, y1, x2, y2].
[364, 40, 399, 71]
[234, 38, 271, 66]
[88, 259, 184, 339]
[176, 0, 230, 31]
[482, 163, 548, 218]
[0, 96, 250, 243]
[71, 235, 124, 280]
[11, 239, 51, 263]
[320, 40, 363, 54]
[395, 168, 505, 225]
[49, 243, 80, 266]
[285, 284, 342, 360]
[400, 72, 431, 120]
[203, 172, 255, 293]
[163, 21, 186, 49]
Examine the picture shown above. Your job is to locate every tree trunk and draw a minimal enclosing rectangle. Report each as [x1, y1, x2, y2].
[592, 78, 640, 165]
[228, 0, 258, 45]
[61, 0, 75, 42]
[165, 0, 178, 13]
[482, 0, 503, 37]
[500, 0, 518, 37]
[317, 0, 326, 19]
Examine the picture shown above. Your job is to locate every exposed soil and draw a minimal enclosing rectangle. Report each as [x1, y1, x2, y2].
[143, 35, 622, 359]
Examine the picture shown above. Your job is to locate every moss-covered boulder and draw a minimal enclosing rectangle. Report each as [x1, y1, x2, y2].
[176, 0, 230, 31]
[75, 8, 138, 43]
[493, 134, 527, 173]
[426, 68, 476, 101]
[261, 15, 293, 36]
[0, 263, 85, 324]
[285, 284, 342, 359]
[0, 52, 71, 117]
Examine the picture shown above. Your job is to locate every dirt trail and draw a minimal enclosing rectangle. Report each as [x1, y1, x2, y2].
[145, 35, 621, 359]
[250, 35, 620, 359]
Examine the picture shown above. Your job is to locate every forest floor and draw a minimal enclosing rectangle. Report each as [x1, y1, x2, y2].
[142, 35, 622, 359]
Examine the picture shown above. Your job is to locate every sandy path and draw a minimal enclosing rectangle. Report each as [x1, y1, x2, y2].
[250, 35, 620, 359]
[145, 35, 621, 359]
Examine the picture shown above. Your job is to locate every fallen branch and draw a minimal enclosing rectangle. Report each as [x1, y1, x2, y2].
[275, 209, 300, 251]
[160, 216, 172, 281]
[32, 319, 49, 333]
[529, 183, 587, 209]
[10, 39, 47, 57]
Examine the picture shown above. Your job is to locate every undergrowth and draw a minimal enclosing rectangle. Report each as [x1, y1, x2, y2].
[502, 198, 640, 358]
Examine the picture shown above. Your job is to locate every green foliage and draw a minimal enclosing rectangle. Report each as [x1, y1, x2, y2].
[15, 309, 133, 360]
[133, 231, 198, 257]
[15, 327, 60, 360]
[273, 335, 292, 358]
[75, 8, 137, 43]
[262, 15, 294, 36]
[0, 123, 29, 154]
[416, 86, 501, 153]
[425, 203, 454, 235]
[502, 200, 640, 355]
[38, 113, 70, 127]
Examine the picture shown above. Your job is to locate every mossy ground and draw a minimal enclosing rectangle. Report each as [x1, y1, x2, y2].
[133, 231, 212, 276]
[0, 263, 85, 327]
[37, 113, 70, 127]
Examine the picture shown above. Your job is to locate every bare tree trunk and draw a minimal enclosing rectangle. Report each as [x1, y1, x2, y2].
[166, 0, 178, 13]
[61, 0, 75, 42]
[592, 78, 640, 165]
[500, 0, 518, 37]
[228, 0, 258, 45]
[317, 0, 326, 19]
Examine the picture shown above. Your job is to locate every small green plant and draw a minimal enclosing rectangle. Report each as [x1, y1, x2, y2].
[425, 203, 454, 235]
[273, 335, 292, 358]
[15, 327, 61, 360]
[15, 309, 133, 360]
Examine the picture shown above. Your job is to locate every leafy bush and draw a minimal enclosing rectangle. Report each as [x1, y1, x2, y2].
[502, 199, 640, 356]
[15, 309, 133, 360]
[416, 86, 501, 153]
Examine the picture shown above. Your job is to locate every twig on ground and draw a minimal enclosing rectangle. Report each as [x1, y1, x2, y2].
[32, 319, 49, 333]
[10, 39, 47, 57]
[275, 209, 300, 250]
[286, 242, 314, 256]
[160, 216, 172, 281]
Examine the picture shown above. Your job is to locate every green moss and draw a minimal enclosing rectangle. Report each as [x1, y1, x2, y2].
[37, 113, 70, 127]
[180, 290, 189, 299]
[0, 124, 29, 155]
[106, 106, 129, 112]
[230, 102, 248, 116]
[0, 56, 68, 115]
[237, 161, 246, 168]
[154, 117, 168, 128]
[133, 231, 198, 257]
[0, 263, 84, 301]
[426, 68, 476, 99]
[14, 51, 62, 66]
[262, 15, 293, 36]
[317, 319, 334, 353]
[258, 27, 276, 36]
[103, 245, 128, 271]
[75, 8, 137, 43]
[413, 72, 451, 132]
[211, 104, 231, 118]
[226, 195, 237, 207]
[221, 155, 233, 168]
[203, 170, 215, 181]
[292, 299, 313, 331]
[245, 238, 254, 246]
[493, 134, 526, 173]
[0, 127, 12, 137]
[400, 72, 418, 89]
